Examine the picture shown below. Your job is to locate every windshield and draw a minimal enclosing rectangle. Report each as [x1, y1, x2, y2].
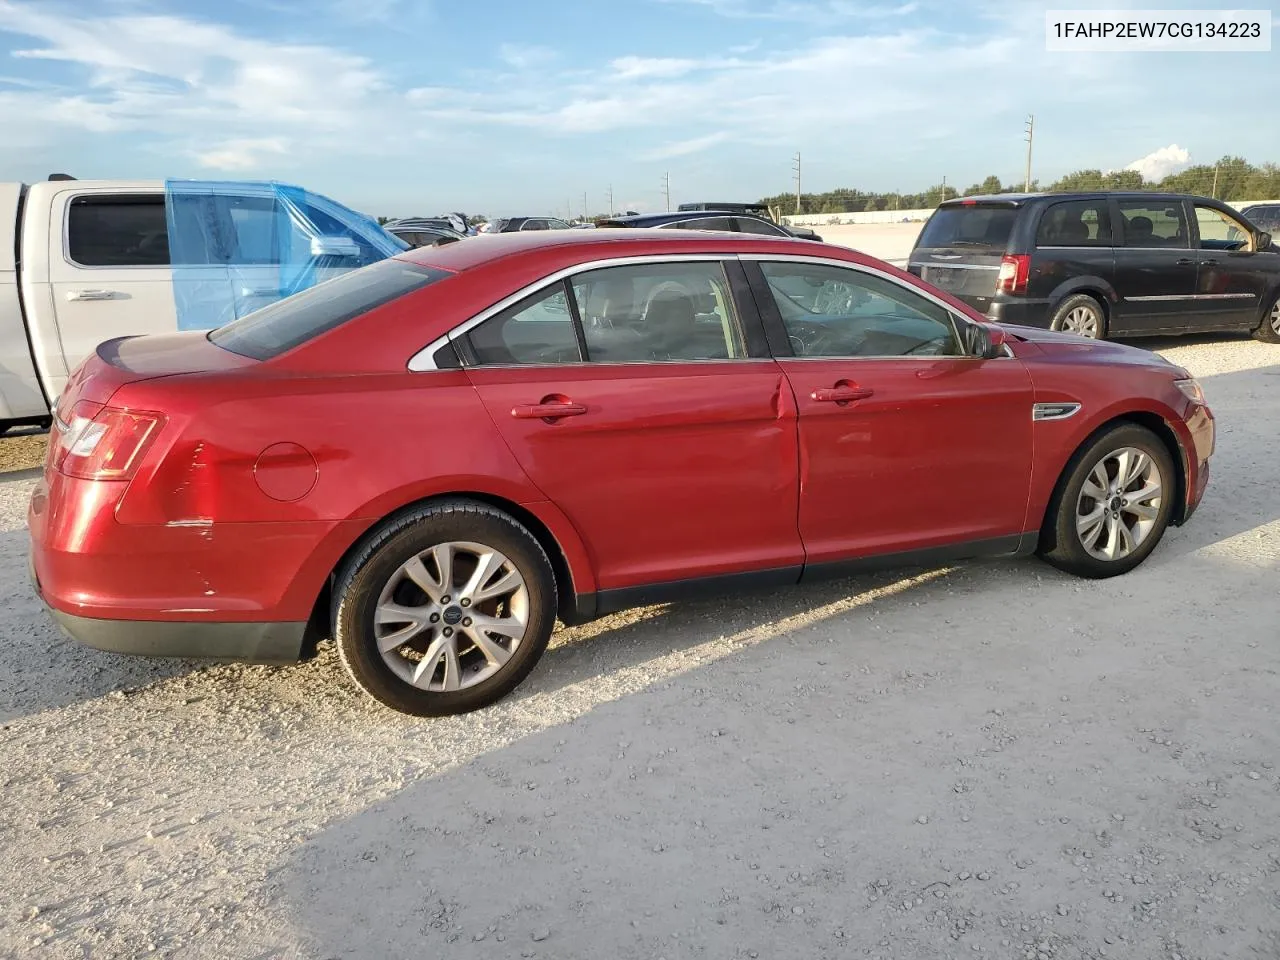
[210, 258, 450, 360]
[917, 205, 1018, 251]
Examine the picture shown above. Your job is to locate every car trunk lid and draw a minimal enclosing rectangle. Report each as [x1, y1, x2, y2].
[908, 201, 1021, 311]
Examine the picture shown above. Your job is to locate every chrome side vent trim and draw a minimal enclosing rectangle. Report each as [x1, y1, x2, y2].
[1032, 402, 1082, 422]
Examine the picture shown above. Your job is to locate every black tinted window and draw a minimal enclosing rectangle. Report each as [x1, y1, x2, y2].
[734, 217, 786, 236]
[1035, 200, 1112, 247]
[1245, 206, 1280, 230]
[210, 258, 449, 360]
[917, 205, 1017, 251]
[67, 195, 169, 266]
[663, 217, 734, 232]
[1117, 200, 1189, 248]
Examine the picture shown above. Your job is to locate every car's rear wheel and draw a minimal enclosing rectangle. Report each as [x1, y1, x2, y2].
[1049, 294, 1107, 340]
[334, 500, 557, 716]
[1252, 294, 1280, 343]
[1039, 423, 1175, 579]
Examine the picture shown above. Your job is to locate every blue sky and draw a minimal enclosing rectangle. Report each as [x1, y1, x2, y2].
[0, 0, 1276, 218]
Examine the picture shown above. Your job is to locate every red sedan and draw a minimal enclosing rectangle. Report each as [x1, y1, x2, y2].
[28, 231, 1215, 716]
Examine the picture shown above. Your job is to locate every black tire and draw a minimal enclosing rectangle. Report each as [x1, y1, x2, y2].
[1049, 293, 1107, 340]
[1038, 423, 1176, 579]
[334, 499, 557, 716]
[1252, 293, 1280, 343]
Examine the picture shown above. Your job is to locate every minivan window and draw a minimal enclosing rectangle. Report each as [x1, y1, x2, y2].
[916, 205, 1018, 251]
[210, 258, 450, 360]
[1035, 200, 1112, 247]
[1117, 200, 1189, 249]
[67, 195, 170, 267]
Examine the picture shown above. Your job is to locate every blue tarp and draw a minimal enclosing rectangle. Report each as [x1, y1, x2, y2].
[165, 179, 407, 331]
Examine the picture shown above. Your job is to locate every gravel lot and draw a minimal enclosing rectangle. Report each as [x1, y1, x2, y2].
[1, 335, 1278, 960]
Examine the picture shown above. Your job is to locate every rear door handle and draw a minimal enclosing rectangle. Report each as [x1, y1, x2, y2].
[511, 401, 588, 420]
[1176, 258, 1196, 266]
[65, 289, 116, 301]
[811, 385, 874, 404]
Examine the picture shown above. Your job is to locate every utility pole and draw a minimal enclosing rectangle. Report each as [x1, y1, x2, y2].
[1024, 114, 1035, 192]
[607, 184, 614, 217]
[582, 191, 588, 222]
[792, 152, 802, 213]
[1211, 162, 1219, 199]
[662, 172, 670, 212]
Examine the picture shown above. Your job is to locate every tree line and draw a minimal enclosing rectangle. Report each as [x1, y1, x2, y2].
[760, 156, 1280, 215]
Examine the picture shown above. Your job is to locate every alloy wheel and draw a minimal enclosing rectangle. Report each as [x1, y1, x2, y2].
[1270, 300, 1280, 337]
[1074, 447, 1163, 562]
[1062, 304, 1101, 338]
[374, 541, 529, 692]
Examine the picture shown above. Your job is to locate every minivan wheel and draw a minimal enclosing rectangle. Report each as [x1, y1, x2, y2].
[334, 500, 557, 716]
[1252, 295, 1280, 343]
[1039, 423, 1175, 579]
[1049, 294, 1106, 339]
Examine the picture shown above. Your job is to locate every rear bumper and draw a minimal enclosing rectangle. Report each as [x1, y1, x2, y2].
[29, 553, 306, 662]
[985, 298, 1053, 328]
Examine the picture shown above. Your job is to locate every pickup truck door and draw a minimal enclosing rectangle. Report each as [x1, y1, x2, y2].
[44, 189, 189, 391]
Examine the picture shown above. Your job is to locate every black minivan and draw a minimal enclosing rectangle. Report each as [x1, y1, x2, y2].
[907, 192, 1280, 342]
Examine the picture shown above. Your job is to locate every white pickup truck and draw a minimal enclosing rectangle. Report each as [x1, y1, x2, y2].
[0, 177, 405, 432]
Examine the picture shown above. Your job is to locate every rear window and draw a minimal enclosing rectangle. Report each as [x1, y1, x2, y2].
[209, 258, 451, 360]
[917, 205, 1018, 251]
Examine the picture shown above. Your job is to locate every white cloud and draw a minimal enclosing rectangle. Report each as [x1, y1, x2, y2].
[499, 43, 558, 70]
[1125, 144, 1192, 181]
[657, 0, 922, 22]
[191, 137, 289, 171]
[639, 131, 733, 161]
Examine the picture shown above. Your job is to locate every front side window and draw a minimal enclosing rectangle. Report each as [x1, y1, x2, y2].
[572, 262, 745, 362]
[1035, 200, 1112, 247]
[210, 258, 450, 360]
[1117, 200, 1189, 249]
[67, 195, 170, 267]
[467, 284, 580, 365]
[1194, 204, 1252, 250]
[759, 261, 960, 358]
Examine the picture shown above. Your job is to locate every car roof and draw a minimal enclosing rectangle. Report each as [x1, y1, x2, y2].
[402, 226, 818, 273]
[943, 191, 1222, 207]
[601, 211, 749, 227]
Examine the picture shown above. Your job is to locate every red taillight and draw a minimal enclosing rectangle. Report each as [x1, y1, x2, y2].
[53, 403, 164, 481]
[997, 254, 1031, 295]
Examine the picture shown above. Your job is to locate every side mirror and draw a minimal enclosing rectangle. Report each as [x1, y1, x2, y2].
[964, 319, 1007, 359]
[1260, 231, 1274, 251]
[310, 235, 363, 259]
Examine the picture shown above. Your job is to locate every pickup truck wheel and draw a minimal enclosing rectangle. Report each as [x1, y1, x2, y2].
[1049, 294, 1107, 340]
[334, 500, 557, 716]
[1039, 423, 1175, 579]
[1252, 295, 1280, 343]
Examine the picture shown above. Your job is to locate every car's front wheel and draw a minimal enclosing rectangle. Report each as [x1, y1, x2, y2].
[1252, 294, 1280, 343]
[1039, 423, 1176, 578]
[334, 500, 558, 716]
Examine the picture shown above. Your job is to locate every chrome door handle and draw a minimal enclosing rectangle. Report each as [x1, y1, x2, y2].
[65, 289, 116, 302]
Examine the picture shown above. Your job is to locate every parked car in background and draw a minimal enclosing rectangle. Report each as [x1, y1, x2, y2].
[384, 219, 468, 248]
[480, 217, 574, 233]
[677, 201, 822, 240]
[908, 192, 1280, 342]
[0, 176, 406, 432]
[597, 210, 823, 242]
[1242, 202, 1280, 233]
[31, 229, 1213, 717]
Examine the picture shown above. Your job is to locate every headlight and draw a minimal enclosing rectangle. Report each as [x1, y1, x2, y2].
[1174, 378, 1204, 405]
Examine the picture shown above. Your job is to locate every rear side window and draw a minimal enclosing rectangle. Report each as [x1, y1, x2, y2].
[733, 217, 786, 236]
[67, 195, 170, 267]
[209, 258, 450, 360]
[663, 217, 734, 232]
[916, 205, 1018, 251]
[1035, 200, 1112, 247]
[1117, 200, 1189, 248]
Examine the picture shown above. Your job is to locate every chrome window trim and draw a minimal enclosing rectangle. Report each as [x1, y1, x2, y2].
[1032, 402, 1082, 422]
[914, 262, 1001, 271]
[1033, 245, 1115, 251]
[408, 253, 743, 372]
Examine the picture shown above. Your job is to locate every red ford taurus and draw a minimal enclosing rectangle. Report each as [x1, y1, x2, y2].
[28, 230, 1215, 715]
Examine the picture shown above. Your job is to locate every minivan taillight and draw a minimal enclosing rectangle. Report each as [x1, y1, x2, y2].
[53, 402, 165, 481]
[996, 254, 1031, 295]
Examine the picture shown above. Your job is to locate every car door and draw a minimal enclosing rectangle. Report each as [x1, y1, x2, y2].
[457, 257, 804, 594]
[743, 256, 1035, 570]
[1188, 200, 1272, 329]
[1109, 198, 1199, 335]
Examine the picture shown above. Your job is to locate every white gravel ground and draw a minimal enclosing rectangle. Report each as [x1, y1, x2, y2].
[1, 334, 1278, 960]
